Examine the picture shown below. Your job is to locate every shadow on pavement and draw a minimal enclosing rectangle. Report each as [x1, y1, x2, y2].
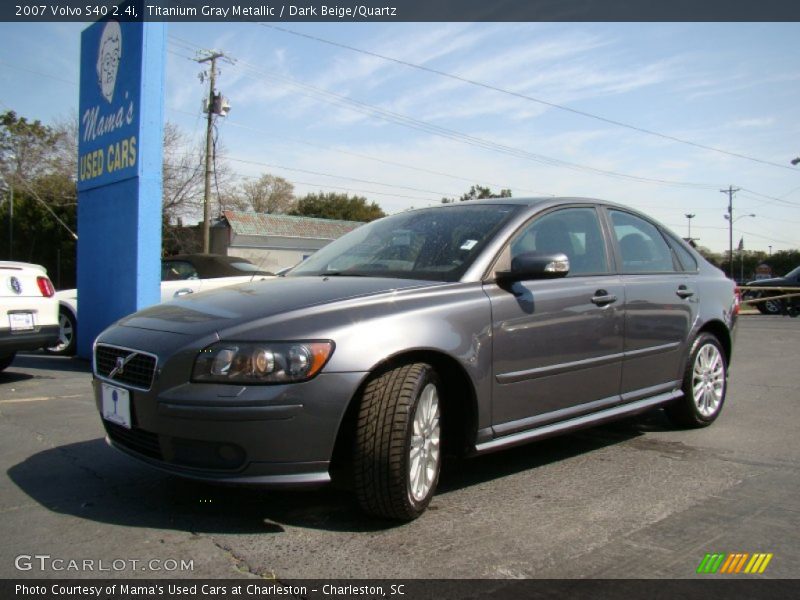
[7, 411, 670, 534]
[0, 371, 34, 384]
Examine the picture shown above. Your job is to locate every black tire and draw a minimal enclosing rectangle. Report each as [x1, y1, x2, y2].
[46, 308, 77, 356]
[762, 295, 783, 315]
[353, 363, 442, 521]
[665, 333, 727, 428]
[0, 352, 16, 372]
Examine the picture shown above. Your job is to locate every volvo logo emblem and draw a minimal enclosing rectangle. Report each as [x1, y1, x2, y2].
[8, 276, 22, 295]
[109, 352, 136, 378]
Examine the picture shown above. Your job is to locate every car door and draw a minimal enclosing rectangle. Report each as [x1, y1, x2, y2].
[160, 260, 204, 301]
[605, 208, 697, 399]
[485, 206, 625, 434]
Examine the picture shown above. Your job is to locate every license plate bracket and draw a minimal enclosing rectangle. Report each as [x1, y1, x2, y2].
[101, 383, 131, 429]
[9, 312, 34, 331]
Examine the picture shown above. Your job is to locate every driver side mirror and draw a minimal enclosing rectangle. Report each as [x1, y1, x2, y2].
[496, 252, 570, 283]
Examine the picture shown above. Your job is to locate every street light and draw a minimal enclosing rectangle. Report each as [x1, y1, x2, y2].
[685, 213, 695, 241]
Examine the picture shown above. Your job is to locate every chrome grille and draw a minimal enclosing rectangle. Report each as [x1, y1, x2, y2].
[95, 344, 157, 390]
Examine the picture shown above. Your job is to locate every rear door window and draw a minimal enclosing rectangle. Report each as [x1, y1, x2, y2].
[609, 210, 677, 274]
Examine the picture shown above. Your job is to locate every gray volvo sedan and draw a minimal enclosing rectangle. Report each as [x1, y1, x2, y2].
[93, 198, 737, 520]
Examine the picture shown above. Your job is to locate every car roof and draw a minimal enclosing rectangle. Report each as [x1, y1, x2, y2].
[439, 196, 620, 208]
[164, 253, 251, 264]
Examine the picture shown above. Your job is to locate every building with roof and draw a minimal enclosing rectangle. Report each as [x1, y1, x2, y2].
[211, 211, 364, 273]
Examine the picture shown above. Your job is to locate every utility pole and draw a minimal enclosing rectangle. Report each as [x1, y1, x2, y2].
[721, 185, 740, 279]
[7, 182, 12, 260]
[197, 51, 223, 254]
[196, 51, 234, 253]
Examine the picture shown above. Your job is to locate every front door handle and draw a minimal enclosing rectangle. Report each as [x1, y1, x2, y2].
[591, 290, 618, 306]
[676, 285, 694, 299]
[174, 288, 195, 297]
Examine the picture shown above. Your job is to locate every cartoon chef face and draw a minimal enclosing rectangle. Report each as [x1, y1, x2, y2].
[96, 20, 122, 103]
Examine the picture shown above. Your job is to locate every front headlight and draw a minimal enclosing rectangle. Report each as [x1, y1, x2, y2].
[192, 341, 334, 384]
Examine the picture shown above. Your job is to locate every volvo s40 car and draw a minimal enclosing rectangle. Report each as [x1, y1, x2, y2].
[92, 198, 737, 520]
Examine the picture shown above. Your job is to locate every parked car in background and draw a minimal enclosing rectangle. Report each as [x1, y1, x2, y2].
[48, 254, 274, 356]
[91, 198, 737, 520]
[1, 261, 59, 372]
[744, 265, 800, 315]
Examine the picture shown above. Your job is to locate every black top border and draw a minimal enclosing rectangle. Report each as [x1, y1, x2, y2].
[4, 0, 800, 23]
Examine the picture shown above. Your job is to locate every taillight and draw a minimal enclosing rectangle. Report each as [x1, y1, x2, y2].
[36, 276, 55, 297]
[733, 287, 741, 315]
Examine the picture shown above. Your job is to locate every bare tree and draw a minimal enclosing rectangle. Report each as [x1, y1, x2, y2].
[239, 173, 296, 214]
[162, 122, 206, 225]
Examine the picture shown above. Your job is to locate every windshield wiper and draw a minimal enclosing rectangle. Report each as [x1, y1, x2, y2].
[319, 271, 370, 277]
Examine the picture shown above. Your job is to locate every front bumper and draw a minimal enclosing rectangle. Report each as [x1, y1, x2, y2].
[93, 370, 367, 487]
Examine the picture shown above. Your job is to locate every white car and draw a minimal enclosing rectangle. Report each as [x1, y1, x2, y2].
[48, 254, 274, 356]
[1, 261, 59, 371]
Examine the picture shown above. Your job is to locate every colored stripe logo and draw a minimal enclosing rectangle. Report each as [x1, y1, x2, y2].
[697, 553, 773, 574]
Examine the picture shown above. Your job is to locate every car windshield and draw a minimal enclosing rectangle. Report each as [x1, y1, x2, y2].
[229, 261, 265, 273]
[784, 266, 800, 280]
[289, 204, 520, 282]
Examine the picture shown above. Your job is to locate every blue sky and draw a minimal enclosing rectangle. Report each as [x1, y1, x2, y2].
[1, 21, 799, 253]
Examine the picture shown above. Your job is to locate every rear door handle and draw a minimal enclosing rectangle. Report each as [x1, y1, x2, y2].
[676, 285, 694, 299]
[591, 290, 618, 306]
[174, 288, 195, 297]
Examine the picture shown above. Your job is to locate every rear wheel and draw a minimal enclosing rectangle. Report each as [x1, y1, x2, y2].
[353, 363, 442, 521]
[46, 308, 77, 356]
[761, 295, 783, 315]
[665, 333, 727, 428]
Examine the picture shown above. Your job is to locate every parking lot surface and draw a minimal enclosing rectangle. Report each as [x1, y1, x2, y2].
[1, 315, 798, 579]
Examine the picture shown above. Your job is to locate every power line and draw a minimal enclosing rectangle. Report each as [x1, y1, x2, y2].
[738, 188, 800, 209]
[222, 154, 457, 198]
[261, 24, 799, 173]
[170, 36, 730, 191]
[230, 56, 720, 190]
[168, 36, 799, 237]
[170, 105, 554, 197]
[0, 59, 76, 86]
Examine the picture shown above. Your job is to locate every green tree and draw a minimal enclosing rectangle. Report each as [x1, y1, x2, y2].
[441, 184, 512, 204]
[0, 111, 77, 286]
[291, 192, 385, 222]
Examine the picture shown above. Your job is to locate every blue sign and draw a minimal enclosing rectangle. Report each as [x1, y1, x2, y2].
[76, 19, 164, 357]
[78, 20, 143, 190]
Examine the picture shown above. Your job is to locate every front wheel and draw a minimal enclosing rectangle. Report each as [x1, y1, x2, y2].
[0, 352, 16, 372]
[665, 333, 727, 428]
[353, 363, 442, 521]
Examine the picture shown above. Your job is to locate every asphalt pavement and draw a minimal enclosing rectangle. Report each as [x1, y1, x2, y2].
[1, 315, 798, 580]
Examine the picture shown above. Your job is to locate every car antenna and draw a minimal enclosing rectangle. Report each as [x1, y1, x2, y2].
[250, 253, 272, 282]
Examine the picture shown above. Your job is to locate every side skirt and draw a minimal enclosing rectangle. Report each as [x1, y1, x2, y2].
[474, 390, 681, 455]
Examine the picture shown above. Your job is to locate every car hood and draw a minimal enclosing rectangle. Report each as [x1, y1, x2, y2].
[116, 276, 439, 336]
[746, 277, 785, 286]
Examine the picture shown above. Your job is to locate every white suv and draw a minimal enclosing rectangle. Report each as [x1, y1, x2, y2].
[1, 261, 59, 372]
